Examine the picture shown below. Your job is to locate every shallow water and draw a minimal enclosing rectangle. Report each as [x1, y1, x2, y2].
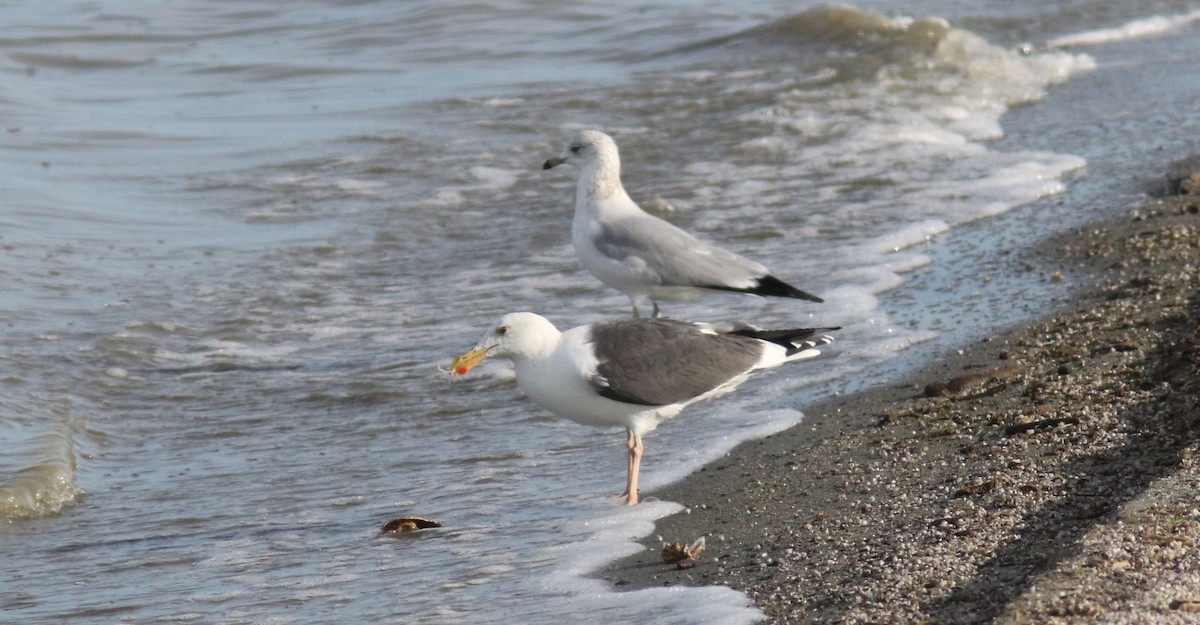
[2, 1, 1199, 623]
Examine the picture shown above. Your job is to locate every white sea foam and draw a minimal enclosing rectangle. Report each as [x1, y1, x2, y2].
[1047, 10, 1200, 48]
[469, 166, 521, 189]
[640, 408, 804, 494]
[335, 178, 387, 195]
[536, 501, 766, 624]
[871, 220, 948, 254]
[197, 339, 301, 362]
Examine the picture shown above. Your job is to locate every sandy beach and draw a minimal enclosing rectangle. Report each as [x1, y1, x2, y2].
[604, 157, 1200, 624]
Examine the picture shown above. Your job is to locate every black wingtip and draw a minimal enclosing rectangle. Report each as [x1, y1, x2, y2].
[752, 274, 824, 303]
[729, 326, 840, 355]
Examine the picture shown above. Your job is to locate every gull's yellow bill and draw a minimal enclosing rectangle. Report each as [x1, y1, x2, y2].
[449, 346, 489, 376]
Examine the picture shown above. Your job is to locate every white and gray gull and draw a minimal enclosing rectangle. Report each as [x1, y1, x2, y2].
[543, 130, 823, 317]
[450, 312, 837, 505]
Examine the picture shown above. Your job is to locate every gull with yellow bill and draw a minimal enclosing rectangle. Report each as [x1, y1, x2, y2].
[450, 312, 836, 505]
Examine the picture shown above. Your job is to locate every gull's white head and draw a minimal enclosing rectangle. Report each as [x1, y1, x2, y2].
[543, 130, 624, 201]
[542, 130, 618, 171]
[449, 312, 561, 376]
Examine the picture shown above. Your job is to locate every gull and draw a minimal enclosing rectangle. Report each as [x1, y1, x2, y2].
[450, 312, 836, 505]
[543, 130, 823, 317]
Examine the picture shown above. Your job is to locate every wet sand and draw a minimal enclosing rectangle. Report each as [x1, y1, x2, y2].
[604, 157, 1200, 624]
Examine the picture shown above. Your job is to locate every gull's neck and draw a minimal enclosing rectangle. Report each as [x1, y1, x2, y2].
[574, 151, 637, 219]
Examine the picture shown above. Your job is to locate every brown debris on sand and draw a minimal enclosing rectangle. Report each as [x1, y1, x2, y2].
[661, 536, 707, 569]
[924, 361, 1028, 397]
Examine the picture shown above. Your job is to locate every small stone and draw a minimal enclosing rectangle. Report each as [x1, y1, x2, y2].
[955, 480, 997, 497]
[1180, 173, 1200, 195]
[1170, 599, 1200, 612]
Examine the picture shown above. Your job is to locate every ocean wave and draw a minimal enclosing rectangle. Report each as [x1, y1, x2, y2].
[0, 423, 83, 520]
[675, 5, 952, 57]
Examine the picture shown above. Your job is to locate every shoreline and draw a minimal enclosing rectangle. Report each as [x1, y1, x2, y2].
[602, 157, 1200, 624]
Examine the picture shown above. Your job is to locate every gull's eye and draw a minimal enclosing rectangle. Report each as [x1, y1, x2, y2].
[569, 143, 582, 154]
[496, 324, 508, 335]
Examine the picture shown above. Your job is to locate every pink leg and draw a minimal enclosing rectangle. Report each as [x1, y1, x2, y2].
[628, 427, 638, 494]
[624, 430, 644, 505]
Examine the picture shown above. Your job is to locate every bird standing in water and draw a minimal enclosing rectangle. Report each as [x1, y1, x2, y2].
[543, 130, 823, 317]
[451, 312, 836, 504]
